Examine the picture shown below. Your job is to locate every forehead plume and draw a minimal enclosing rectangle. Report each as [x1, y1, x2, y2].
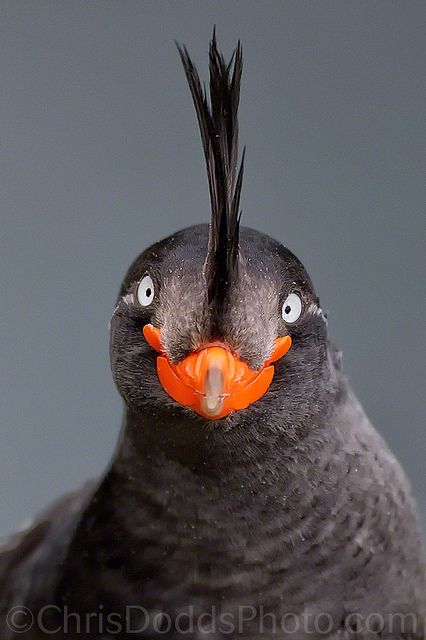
[177, 32, 244, 316]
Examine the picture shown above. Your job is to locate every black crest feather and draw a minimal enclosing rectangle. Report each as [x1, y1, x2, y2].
[177, 32, 244, 319]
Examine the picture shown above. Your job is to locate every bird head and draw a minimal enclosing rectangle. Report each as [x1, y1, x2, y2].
[110, 35, 330, 427]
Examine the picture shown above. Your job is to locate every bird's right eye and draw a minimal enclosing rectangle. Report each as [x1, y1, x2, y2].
[137, 274, 155, 307]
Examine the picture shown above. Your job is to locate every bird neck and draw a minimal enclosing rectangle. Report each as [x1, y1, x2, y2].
[113, 406, 280, 478]
[108, 393, 339, 508]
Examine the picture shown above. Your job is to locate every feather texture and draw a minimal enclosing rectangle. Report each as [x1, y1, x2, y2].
[177, 32, 244, 330]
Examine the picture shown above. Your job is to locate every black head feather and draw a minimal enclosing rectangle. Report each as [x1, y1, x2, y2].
[177, 32, 244, 331]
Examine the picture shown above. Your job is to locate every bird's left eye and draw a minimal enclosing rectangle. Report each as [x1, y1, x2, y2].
[137, 274, 155, 307]
[282, 292, 303, 324]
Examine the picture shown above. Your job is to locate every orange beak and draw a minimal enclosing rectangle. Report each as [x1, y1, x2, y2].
[143, 324, 292, 419]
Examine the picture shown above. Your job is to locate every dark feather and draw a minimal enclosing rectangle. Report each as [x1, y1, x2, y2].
[177, 32, 244, 331]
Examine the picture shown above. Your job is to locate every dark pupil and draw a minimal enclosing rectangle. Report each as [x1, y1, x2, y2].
[285, 305, 291, 315]
[146, 288, 152, 298]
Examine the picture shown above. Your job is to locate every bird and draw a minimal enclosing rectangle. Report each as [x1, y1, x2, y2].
[1, 33, 425, 640]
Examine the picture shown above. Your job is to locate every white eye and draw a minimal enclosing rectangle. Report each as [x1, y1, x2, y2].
[137, 274, 155, 307]
[282, 292, 303, 324]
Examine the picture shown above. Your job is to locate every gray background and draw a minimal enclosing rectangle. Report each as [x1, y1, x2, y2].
[1, 1, 425, 537]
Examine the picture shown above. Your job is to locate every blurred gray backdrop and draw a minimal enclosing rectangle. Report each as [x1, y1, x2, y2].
[1, 1, 425, 537]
